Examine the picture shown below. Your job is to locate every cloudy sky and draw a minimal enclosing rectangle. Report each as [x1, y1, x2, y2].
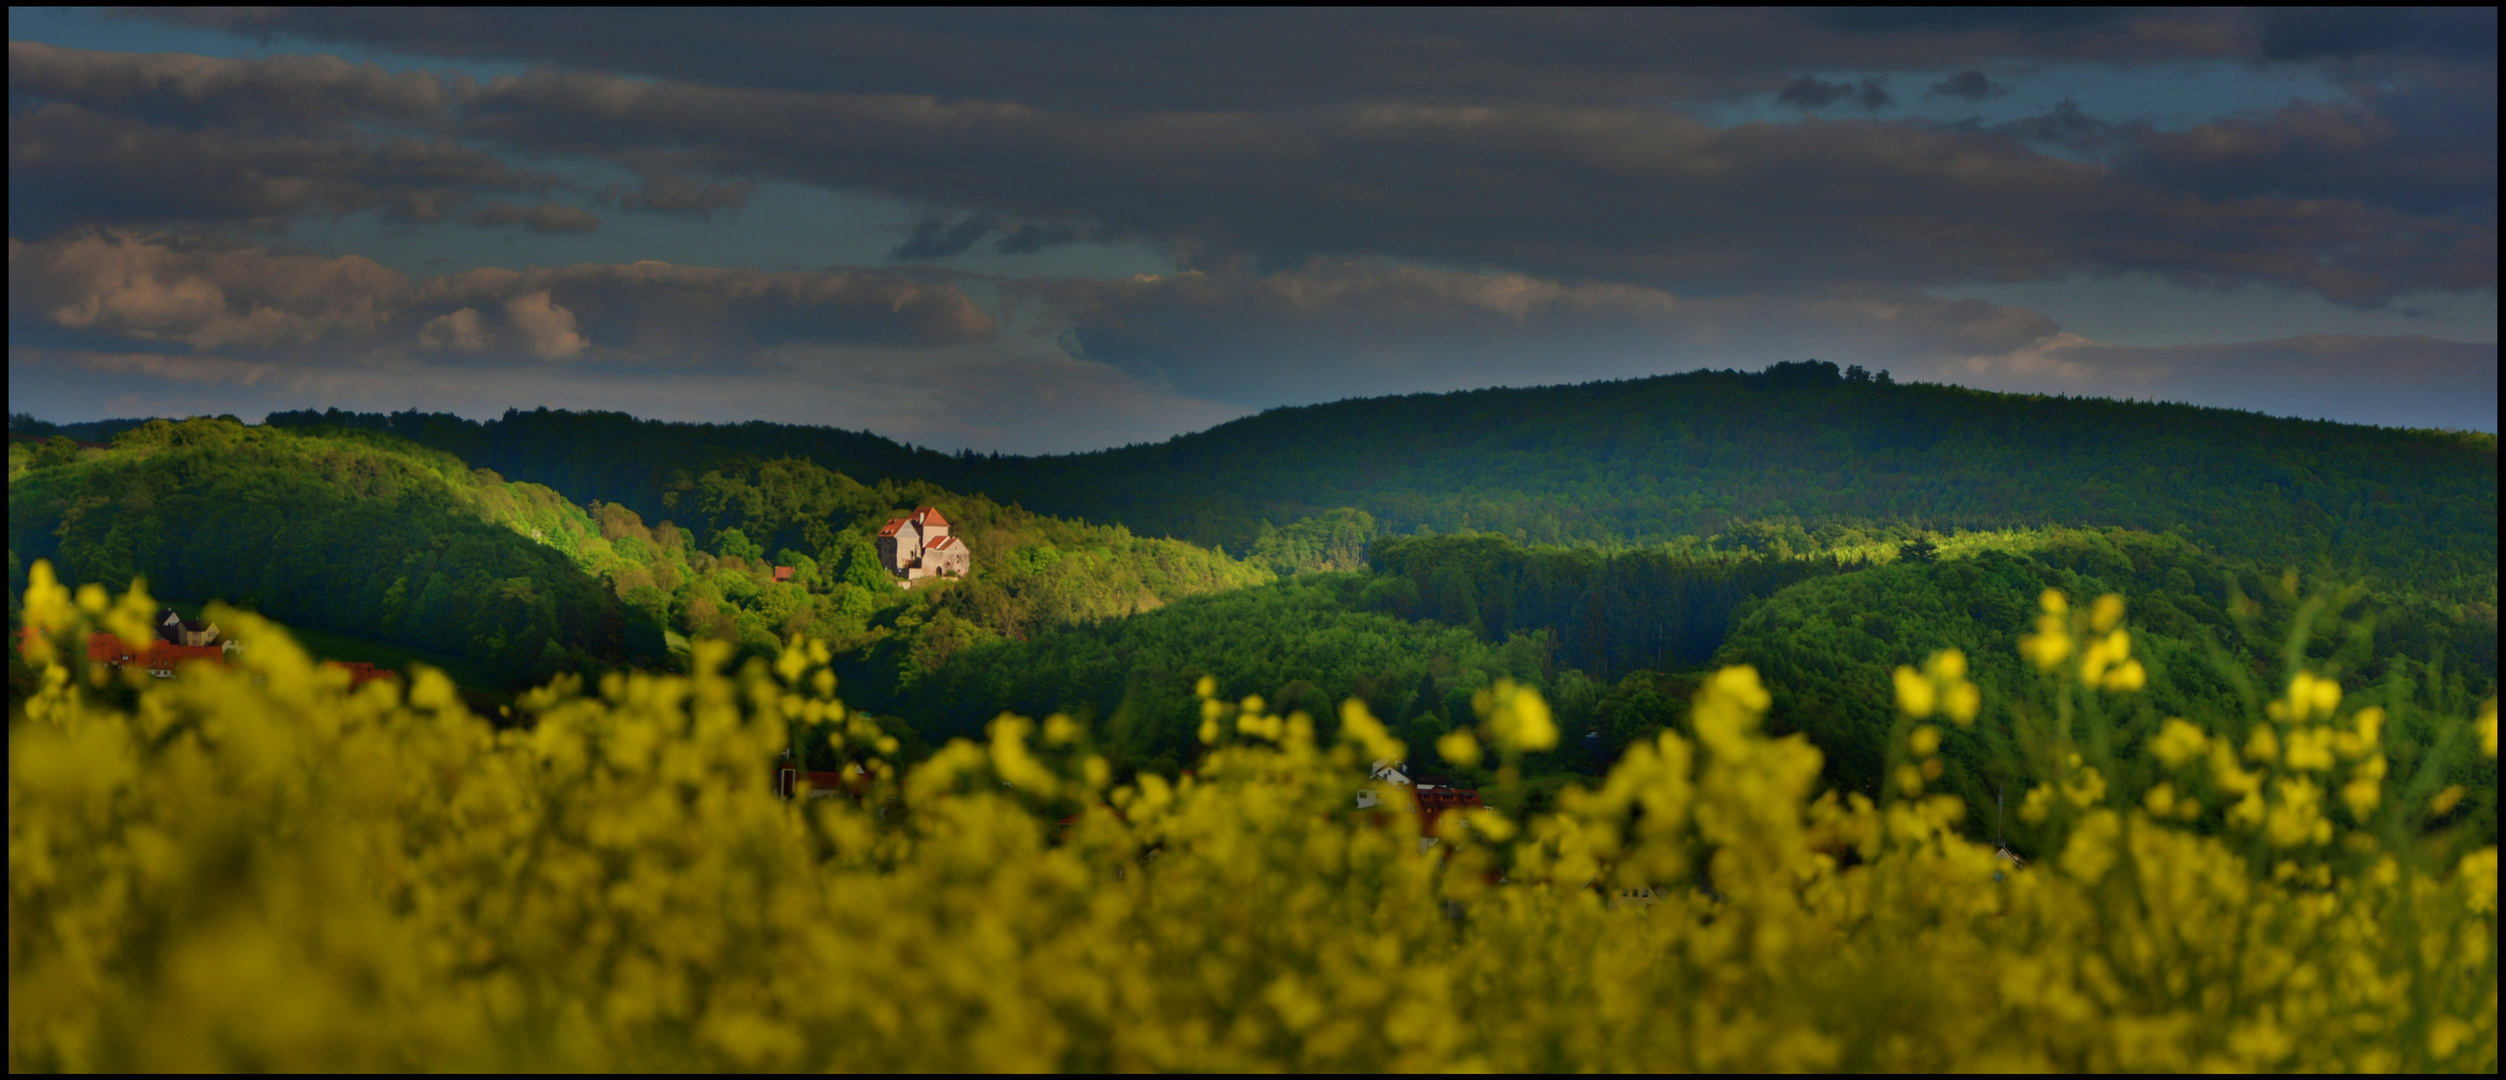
[8, 7, 2497, 450]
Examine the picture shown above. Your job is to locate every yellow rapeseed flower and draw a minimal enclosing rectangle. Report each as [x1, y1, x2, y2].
[1893, 665, 1936, 718]
[1909, 725, 1941, 757]
[2245, 724, 2281, 765]
[7, 563, 2495, 1073]
[2429, 784, 2464, 816]
[2283, 727, 2335, 773]
[2150, 719, 2209, 769]
[1437, 728, 1483, 769]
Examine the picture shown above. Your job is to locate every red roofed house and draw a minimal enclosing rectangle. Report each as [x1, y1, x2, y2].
[773, 565, 796, 584]
[17, 627, 228, 679]
[155, 606, 223, 648]
[1354, 759, 1488, 854]
[873, 506, 970, 583]
[143, 642, 228, 678]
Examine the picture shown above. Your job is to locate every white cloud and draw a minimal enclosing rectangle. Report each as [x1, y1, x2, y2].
[417, 307, 491, 353]
[503, 291, 588, 361]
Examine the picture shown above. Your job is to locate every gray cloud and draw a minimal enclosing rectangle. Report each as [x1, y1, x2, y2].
[8, 232, 408, 351]
[2125, 94, 2496, 223]
[2253, 7, 2498, 64]
[1937, 333, 2498, 432]
[891, 215, 1001, 260]
[1018, 261, 2496, 431]
[994, 221, 1083, 256]
[8, 343, 1245, 456]
[1776, 75, 1893, 110]
[1014, 260, 2058, 407]
[447, 68, 2488, 304]
[12, 30, 2492, 308]
[6, 40, 453, 125]
[132, 9, 2251, 112]
[1927, 69, 2010, 101]
[8, 231, 996, 363]
[615, 176, 756, 218]
[466, 200, 602, 233]
[6, 100, 549, 234]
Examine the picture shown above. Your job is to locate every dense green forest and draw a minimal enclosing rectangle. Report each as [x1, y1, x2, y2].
[845, 526, 2492, 841]
[9, 419, 635, 684]
[1709, 530, 2496, 834]
[263, 406, 963, 534]
[16, 367, 2495, 847]
[623, 453, 1271, 679]
[272, 361, 2497, 597]
[10, 421, 1270, 699]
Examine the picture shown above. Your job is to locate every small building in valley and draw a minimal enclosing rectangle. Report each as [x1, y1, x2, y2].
[875, 507, 971, 583]
[156, 607, 222, 648]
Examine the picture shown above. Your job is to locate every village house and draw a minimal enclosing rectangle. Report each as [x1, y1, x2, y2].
[157, 607, 226, 649]
[18, 611, 392, 687]
[1357, 758, 1487, 854]
[874, 506, 971, 584]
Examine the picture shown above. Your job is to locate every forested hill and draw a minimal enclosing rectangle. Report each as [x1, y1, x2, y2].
[9, 418, 636, 684]
[962, 364, 2496, 592]
[271, 363, 2497, 597]
[265, 407, 961, 530]
[10, 420, 1271, 693]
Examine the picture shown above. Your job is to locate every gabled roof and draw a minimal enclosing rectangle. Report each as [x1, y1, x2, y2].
[912, 506, 950, 528]
[926, 535, 960, 551]
[876, 517, 910, 537]
[773, 565, 795, 582]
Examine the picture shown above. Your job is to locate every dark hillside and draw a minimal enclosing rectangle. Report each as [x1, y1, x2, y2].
[1714, 530, 2498, 843]
[9, 419, 632, 685]
[268, 406, 963, 530]
[961, 364, 2496, 593]
[275, 364, 2499, 598]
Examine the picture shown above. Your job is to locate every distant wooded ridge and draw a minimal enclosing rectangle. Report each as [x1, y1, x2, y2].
[241, 363, 2494, 597]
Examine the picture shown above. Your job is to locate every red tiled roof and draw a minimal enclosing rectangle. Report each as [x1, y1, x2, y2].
[925, 535, 959, 551]
[1411, 786, 1484, 837]
[146, 642, 227, 668]
[773, 565, 795, 582]
[912, 506, 950, 528]
[877, 518, 909, 537]
[87, 631, 139, 664]
[18, 629, 229, 674]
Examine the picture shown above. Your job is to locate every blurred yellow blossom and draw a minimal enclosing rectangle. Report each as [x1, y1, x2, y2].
[2150, 719, 2209, 769]
[1475, 679, 1557, 753]
[2246, 724, 2281, 765]
[2059, 809, 2122, 883]
[2089, 593, 2125, 632]
[2062, 765, 2106, 810]
[1893, 665, 1936, 718]
[2430, 784, 2465, 816]
[1436, 727, 1484, 769]
[1909, 725, 1941, 757]
[2283, 727, 2335, 772]
[5, 564, 2494, 1073]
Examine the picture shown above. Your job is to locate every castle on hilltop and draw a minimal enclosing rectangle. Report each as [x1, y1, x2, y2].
[875, 506, 970, 584]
